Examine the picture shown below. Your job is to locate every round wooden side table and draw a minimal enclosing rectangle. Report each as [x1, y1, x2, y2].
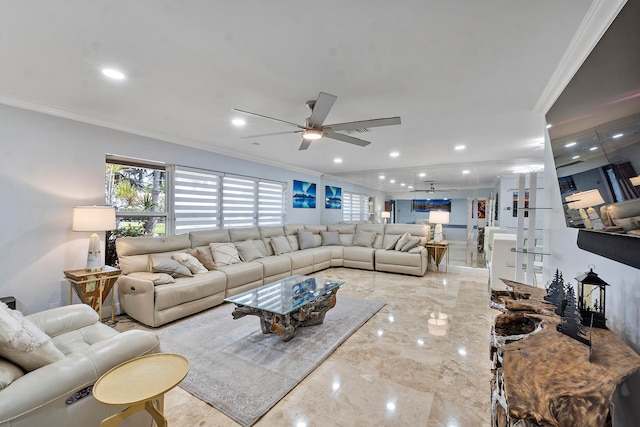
[93, 353, 189, 427]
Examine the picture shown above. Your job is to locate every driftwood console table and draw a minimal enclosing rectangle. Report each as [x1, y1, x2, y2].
[490, 279, 640, 427]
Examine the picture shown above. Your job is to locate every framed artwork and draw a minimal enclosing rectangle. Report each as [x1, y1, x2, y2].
[412, 199, 451, 212]
[477, 199, 486, 219]
[513, 191, 529, 217]
[558, 176, 577, 194]
[325, 186, 342, 209]
[293, 180, 316, 208]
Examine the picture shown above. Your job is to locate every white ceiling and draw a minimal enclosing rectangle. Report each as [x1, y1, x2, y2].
[0, 1, 623, 193]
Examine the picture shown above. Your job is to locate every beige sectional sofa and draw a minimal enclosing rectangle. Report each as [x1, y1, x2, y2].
[116, 223, 430, 327]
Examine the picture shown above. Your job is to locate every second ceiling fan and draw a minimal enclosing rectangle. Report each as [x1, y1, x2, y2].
[233, 92, 401, 151]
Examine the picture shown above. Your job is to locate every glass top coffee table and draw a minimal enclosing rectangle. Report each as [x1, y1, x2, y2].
[224, 275, 345, 341]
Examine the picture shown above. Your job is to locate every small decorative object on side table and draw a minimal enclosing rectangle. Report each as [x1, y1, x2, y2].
[426, 240, 449, 272]
[63, 265, 121, 323]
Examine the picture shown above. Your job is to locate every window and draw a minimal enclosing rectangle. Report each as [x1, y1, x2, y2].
[174, 166, 285, 232]
[105, 156, 169, 266]
[343, 192, 368, 221]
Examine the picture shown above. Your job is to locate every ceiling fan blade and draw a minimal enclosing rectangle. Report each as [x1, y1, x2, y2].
[325, 116, 401, 132]
[324, 130, 371, 147]
[232, 108, 304, 129]
[308, 92, 337, 127]
[240, 130, 302, 139]
[298, 139, 312, 151]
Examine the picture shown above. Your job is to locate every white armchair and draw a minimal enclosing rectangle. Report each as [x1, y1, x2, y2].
[0, 304, 160, 427]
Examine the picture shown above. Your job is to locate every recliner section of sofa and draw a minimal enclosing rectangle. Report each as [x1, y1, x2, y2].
[116, 223, 430, 327]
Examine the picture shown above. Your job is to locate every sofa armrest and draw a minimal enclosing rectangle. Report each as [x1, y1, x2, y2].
[117, 276, 155, 295]
[0, 330, 159, 423]
[27, 304, 99, 338]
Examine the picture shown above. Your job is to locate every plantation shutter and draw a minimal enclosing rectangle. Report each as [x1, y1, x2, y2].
[258, 180, 286, 225]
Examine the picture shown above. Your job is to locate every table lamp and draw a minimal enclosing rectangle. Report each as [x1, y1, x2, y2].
[429, 210, 449, 243]
[566, 189, 605, 230]
[72, 206, 116, 271]
[631, 176, 640, 186]
[381, 211, 391, 224]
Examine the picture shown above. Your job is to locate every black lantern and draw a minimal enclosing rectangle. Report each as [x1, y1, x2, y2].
[576, 265, 610, 329]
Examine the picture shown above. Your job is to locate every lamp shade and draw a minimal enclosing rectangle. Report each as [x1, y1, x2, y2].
[566, 189, 604, 210]
[429, 210, 450, 224]
[381, 211, 391, 219]
[631, 176, 640, 186]
[72, 206, 116, 231]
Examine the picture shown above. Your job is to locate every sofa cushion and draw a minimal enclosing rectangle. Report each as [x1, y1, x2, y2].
[210, 242, 242, 266]
[384, 234, 401, 250]
[187, 247, 217, 270]
[0, 303, 65, 372]
[271, 236, 292, 255]
[0, 358, 23, 390]
[395, 232, 412, 250]
[400, 236, 421, 252]
[151, 256, 193, 278]
[321, 230, 341, 246]
[353, 230, 376, 247]
[128, 272, 175, 285]
[235, 239, 265, 262]
[409, 245, 425, 254]
[172, 252, 208, 273]
[298, 230, 319, 250]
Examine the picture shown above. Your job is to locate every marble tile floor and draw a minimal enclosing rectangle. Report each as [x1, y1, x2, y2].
[115, 267, 495, 427]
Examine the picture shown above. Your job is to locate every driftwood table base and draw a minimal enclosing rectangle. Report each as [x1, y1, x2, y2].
[231, 288, 339, 342]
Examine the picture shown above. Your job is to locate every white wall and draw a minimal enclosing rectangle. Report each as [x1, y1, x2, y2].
[0, 104, 378, 314]
[543, 132, 640, 353]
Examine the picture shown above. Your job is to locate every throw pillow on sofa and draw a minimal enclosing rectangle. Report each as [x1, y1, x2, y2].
[150, 256, 193, 278]
[385, 234, 401, 250]
[270, 236, 292, 255]
[353, 230, 376, 247]
[210, 243, 242, 266]
[400, 237, 421, 252]
[172, 253, 208, 274]
[321, 230, 341, 246]
[298, 230, 319, 250]
[0, 358, 24, 390]
[0, 302, 65, 372]
[187, 248, 216, 270]
[235, 239, 265, 262]
[395, 232, 412, 250]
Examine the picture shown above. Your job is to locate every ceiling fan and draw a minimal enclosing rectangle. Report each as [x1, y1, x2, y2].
[233, 92, 401, 151]
[411, 183, 447, 193]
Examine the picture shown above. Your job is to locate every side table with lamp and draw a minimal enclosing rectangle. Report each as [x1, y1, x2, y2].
[65, 205, 119, 323]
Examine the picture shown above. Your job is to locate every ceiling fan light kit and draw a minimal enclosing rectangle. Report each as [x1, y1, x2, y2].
[302, 129, 323, 140]
[233, 92, 400, 151]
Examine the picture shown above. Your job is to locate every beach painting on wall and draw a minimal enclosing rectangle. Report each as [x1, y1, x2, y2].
[293, 180, 316, 208]
[412, 199, 451, 212]
[325, 186, 342, 209]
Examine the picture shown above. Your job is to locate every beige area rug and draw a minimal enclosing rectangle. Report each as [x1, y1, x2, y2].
[156, 294, 384, 426]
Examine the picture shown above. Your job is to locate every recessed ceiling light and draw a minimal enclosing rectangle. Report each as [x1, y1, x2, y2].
[454, 145, 466, 151]
[408, 185, 414, 189]
[590, 146, 598, 151]
[390, 179, 396, 183]
[400, 183, 405, 187]
[101, 68, 126, 80]
[418, 172, 426, 177]
[390, 151, 399, 158]
[565, 142, 577, 147]
[572, 155, 580, 159]
[334, 158, 342, 163]
[232, 118, 246, 126]
[462, 170, 470, 174]
[546, 124, 552, 129]
[379, 175, 385, 179]
[612, 133, 624, 139]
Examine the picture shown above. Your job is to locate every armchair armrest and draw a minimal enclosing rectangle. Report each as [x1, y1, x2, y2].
[27, 304, 98, 338]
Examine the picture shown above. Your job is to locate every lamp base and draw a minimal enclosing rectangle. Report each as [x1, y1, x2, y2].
[434, 223, 443, 243]
[85, 233, 104, 272]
